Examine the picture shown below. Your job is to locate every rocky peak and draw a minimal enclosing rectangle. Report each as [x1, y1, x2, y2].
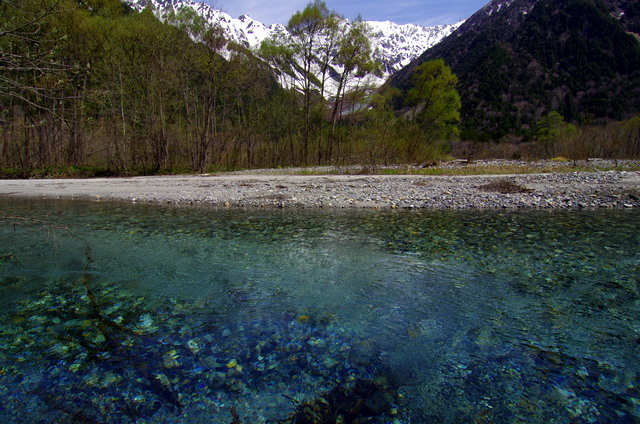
[124, 0, 462, 86]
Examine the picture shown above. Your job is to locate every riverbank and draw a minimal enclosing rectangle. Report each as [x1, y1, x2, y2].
[1, 161, 639, 209]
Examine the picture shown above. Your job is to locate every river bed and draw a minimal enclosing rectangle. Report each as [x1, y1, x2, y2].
[0, 198, 638, 423]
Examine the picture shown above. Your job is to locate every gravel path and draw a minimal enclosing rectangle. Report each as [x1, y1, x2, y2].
[1, 167, 639, 210]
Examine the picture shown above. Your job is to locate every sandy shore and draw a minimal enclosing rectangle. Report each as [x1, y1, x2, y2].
[1, 168, 639, 209]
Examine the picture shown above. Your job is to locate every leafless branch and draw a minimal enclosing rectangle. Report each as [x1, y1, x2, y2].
[0, 0, 67, 40]
[1, 214, 71, 247]
[0, 46, 82, 116]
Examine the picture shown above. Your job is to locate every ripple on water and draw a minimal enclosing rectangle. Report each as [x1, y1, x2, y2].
[0, 199, 638, 423]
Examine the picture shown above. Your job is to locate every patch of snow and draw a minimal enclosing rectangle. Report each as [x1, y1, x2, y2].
[125, 0, 464, 93]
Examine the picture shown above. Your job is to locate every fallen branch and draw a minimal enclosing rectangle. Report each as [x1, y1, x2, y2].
[1, 214, 70, 247]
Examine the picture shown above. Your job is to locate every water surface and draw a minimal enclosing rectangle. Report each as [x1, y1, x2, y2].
[0, 198, 638, 423]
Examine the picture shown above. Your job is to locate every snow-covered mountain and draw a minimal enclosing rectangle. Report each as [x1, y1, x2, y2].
[365, 20, 462, 75]
[126, 0, 463, 89]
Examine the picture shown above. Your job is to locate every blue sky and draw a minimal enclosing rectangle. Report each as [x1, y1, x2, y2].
[211, 0, 489, 26]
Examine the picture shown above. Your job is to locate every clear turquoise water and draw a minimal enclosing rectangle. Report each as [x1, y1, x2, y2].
[0, 198, 638, 423]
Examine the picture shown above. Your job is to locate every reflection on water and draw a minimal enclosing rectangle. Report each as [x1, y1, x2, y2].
[0, 198, 638, 423]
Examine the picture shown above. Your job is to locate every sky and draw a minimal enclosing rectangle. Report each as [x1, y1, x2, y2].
[209, 0, 490, 27]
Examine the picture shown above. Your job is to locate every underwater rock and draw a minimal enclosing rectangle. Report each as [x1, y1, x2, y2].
[286, 378, 399, 424]
[347, 340, 377, 367]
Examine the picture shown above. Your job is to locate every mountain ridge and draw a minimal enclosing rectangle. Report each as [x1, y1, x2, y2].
[389, 0, 640, 139]
[125, 0, 463, 86]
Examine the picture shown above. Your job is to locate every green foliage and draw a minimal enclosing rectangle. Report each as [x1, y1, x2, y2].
[364, 88, 403, 165]
[0, 0, 458, 172]
[257, 1, 380, 165]
[359, 85, 453, 165]
[259, 37, 296, 82]
[536, 111, 576, 144]
[405, 60, 461, 144]
[458, 113, 640, 162]
[287, 0, 336, 44]
[2, 0, 636, 175]
[620, 115, 640, 157]
[0, 168, 29, 179]
[285, 0, 341, 162]
[538, 111, 577, 158]
[335, 17, 377, 77]
[0, 0, 303, 173]
[82, 0, 127, 17]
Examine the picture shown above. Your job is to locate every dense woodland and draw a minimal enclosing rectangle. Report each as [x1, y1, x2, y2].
[0, 0, 638, 177]
[0, 0, 460, 175]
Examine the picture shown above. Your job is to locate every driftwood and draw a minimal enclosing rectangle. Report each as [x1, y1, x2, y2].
[477, 179, 533, 194]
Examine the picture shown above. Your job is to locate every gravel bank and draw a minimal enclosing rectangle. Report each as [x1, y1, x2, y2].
[1, 166, 639, 210]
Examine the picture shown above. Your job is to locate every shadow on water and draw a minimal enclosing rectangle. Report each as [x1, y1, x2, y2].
[0, 198, 639, 423]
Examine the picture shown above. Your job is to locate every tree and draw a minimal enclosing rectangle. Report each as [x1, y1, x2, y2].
[366, 87, 402, 166]
[259, 36, 296, 88]
[327, 17, 377, 159]
[286, 0, 340, 163]
[621, 115, 640, 158]
[0, 0, 84, 169]
[405, 59, 461, 152]
[260, 4, 381, 164]
[592, 115, 640, 162]
[0, 0, 73, 114]
[536, 111, 576, 157]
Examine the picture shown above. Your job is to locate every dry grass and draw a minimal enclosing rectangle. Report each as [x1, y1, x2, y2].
[225, 160, 640, 177]
[379, 161, 640, 176]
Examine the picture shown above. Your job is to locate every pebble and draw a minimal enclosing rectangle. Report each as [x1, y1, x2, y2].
[168, 165, 640, 210]
[2, 160, 638, 210]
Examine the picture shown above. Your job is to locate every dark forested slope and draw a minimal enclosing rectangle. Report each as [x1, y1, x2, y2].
[389, 0, 640, 140]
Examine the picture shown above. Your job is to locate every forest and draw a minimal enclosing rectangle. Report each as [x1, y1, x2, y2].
[0, 0, 638, 177]
[391, 0, 640, 152]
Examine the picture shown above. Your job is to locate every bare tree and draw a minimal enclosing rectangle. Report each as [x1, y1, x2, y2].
[0, 0, 75, 115]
